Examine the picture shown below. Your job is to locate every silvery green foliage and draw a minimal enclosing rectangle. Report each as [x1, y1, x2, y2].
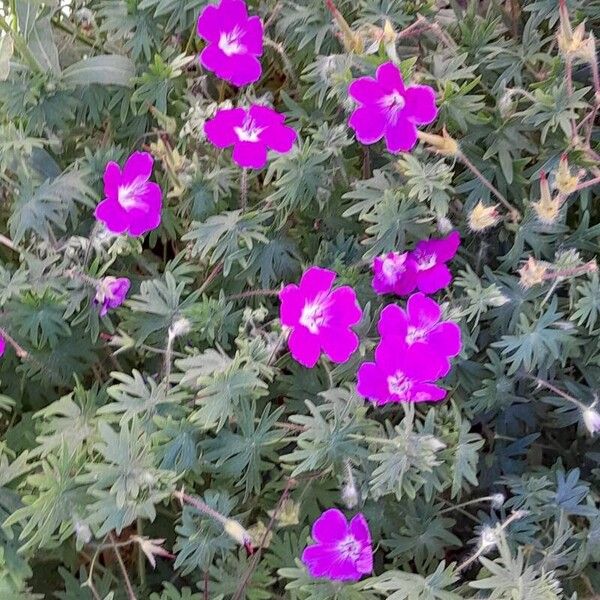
[0, 0, 599, 598]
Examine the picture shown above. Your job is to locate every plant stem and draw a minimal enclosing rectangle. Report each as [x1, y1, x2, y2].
[574, 175, 600, 192]
[136, 518, 146, 590]
[0, 234, 19, 253]
[564, 56, 578, 138]
[457, 151, 521, 221]
[240, 168, 249, 210]
[174, 490, 228, 524]
[109, 533, 137, 600]
[439, 495, 499, 515]
[526, 375, 588, 411]
[226, 289, 279, 300]
[0, 327, 28, 358]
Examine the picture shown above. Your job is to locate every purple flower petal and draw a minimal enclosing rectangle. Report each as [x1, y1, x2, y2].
[385, 118, 418, 153]
[356, 362, 389, 402]
[321, 327, 359, 363]
[227, 53, 262, 87]
[241, 15, 264, 54]
[411, 382, 447, 402]
[122, 151, 153, 184]
[302, 544, 343, 578]
[403, 85, 438, 125]
[406, 292, 441, 329]
[327, 287, 362, 326]
[416, 263, 452, 294]
[348, 77, 384, 104]
[204, 108, 245, 148]
[196, 4, 220, 42]
[279, 284, 304, 327]
[429, 230, 461, 262]
[311, 509, 347, 544]
[349, 513, 371, 545]
[103, 161, 121, 200]
[94, 199, 129, 234]
[299, 266, 336, 298]
[232, 140, 268, 169]
[376, 61, 405, 93]
[288, 327, 321, 368]
[377, 304, 408, 339]
[349, 107, 386, 145]
[327, 557, 363, 581]
[428, 322, 462, 359]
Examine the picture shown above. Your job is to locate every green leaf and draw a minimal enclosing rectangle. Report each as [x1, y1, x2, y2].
[62, 55, 136, 87]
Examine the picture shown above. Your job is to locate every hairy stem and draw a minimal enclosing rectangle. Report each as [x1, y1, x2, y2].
[109, 533, 137, 600]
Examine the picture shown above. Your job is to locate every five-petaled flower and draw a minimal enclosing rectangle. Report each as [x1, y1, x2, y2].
[348, 61, 438, 153]
[93, 276, 130, 317]
[279, 266, 362, 368]
[372, 251, 417, 296]
[95, 152, 162, 236]
[302, 509, 373, 581]
[409, 231, 460, 294]
[357, 338, 447, 405]
[205, 105, 297, 169]
[378, 293, 461, 377]
[197, 0, 263, 87]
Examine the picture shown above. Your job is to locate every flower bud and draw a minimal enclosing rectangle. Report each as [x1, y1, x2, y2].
[468, 201, 501, 232]
[490, 493, 505, 509]
[169, 317, 191, 339]
[224, 518, 254, 552]
[479, 526, 497, 551]
[583, 407, 600, 435]
[417, 129, 459, 157]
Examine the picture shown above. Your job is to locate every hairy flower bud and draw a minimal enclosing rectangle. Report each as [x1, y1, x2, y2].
[555, 155, 581, 195]
[583, 407, 600, 435]
[417, 128, 459, 157]
[518, 257, 548, 289]
[533, 172, 561, 225]
[468, 201, 501, 232]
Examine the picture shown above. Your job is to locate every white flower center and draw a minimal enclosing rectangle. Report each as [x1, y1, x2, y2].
[337, 535, 361, 561]
[299, 294, 329, 334]
[381, 255, 406, 283]
[379, 91, 406, 124]
[413, 250, 437, 271]
[387, 371, 412, 397]
[117, 178, 148, 211]
[406, 325, 426, 345]
[218, 27, 245, 57]
[234, 116, 264, 143]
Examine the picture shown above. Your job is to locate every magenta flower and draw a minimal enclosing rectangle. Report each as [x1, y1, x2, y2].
[95, 152, 162, 236]
[409, 231, 460, 294]
[301, 509, 373, 582]
[357, 338, 446, 405]
[205, 105, 296, 169]
[93, 276, 130, 317]
[0, 335, 5, 357]
[196, 0, 263, 87]
[348, 61, 438, 153]
[378, 293, 461, 377]
[372, 251, 417, 296]
[279, 267, 362, 368]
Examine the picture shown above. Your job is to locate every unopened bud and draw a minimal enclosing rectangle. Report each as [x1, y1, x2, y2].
[583, 407, 600, 435]
[224, 518, 254, 553]
[490, 493, 505, 509]
[341, 480, 359, 509]
[382, 19, 396, 44]
[417, 128, 459, 156]
[437, 216, 454, 235]
[479, 526, 497, 551]
[169, 317, 191, 339]
[468, 201, 501, 232]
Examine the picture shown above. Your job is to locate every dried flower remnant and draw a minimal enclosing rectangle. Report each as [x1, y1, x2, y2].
[93, 276, 130, 317]
[377, 293, 462, 377]
[95, 152, 162, 236]
[468, 201, 501, 232]
[301, 509, 373, 581]
[417, 128, 458, 157]
[348, 61, 438, 153]
[532, 172, 562, 225]
[555, 154, 582, 195]
[518, 257, 548, 289]
[204, 105, 297, 169]
[196, 0, 264, 87]
[558, 0, 595, 61]
[132, 536, 174, 568]
[583, 407, 600, 435]
[279, 266, 362, 368]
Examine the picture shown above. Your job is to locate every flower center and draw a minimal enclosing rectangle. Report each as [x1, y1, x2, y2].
[117, 179, 148, 212]
[337, 535, 361, 562]
[234, 116, 264, 143]
[381, 255, 406, 283]
[299, 295, 329, 334]
[406, 325, 426, 345]
[413, 250, 437, 271]
[379, 91, 406, 124]
[218, 27, 245, 57]
[387, 371, 412, 398]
